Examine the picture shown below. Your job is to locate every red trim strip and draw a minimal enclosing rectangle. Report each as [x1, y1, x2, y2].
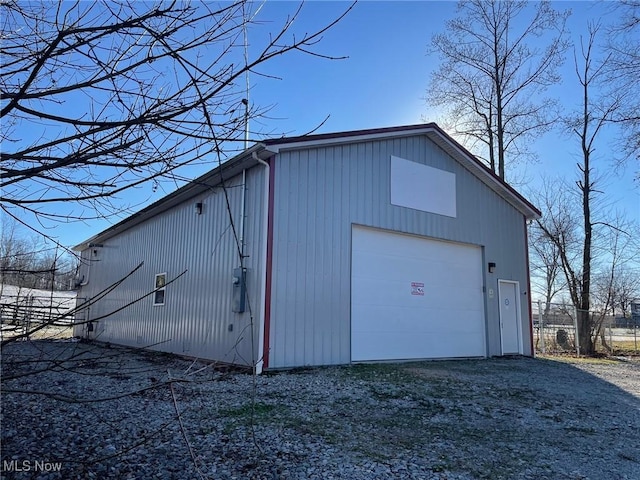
[524, 217, 534, 356]
[264, 123, 439, 145]
[262, 156, 276, 370]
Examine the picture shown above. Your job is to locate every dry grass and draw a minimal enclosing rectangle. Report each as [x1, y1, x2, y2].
[609, 340, 640, 352]
[1, 324, 73, 342]
[537, 354, 624, 365]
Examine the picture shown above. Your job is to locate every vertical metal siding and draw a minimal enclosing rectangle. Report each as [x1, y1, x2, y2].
[269, 135, 530, 368]
[75, 166, 266, 366]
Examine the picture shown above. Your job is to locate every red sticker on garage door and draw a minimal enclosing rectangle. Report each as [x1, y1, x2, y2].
[411, 282, 424, 296]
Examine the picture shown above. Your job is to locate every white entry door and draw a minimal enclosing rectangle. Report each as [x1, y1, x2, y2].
[498, 280, 521, 354]
[351, 225, 486, 361]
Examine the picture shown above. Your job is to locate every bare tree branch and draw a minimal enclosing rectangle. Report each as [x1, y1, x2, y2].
[427, 0, 569, 180]
[0, 0, 354, 230]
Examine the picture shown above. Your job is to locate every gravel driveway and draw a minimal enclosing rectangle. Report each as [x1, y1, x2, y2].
[1, 340, 639, 480]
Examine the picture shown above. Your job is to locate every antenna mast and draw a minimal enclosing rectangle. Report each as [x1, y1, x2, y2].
[242, 2, 250, 149]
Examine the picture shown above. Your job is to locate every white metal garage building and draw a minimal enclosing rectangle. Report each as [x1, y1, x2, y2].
[73, 123, 540, 372]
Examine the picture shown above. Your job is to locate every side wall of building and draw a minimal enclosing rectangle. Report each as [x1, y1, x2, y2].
[268, 135, 530, 368]
[74, 166, 267, 366]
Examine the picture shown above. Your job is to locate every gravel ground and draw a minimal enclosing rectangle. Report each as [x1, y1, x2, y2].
[1, 340, 639, 480]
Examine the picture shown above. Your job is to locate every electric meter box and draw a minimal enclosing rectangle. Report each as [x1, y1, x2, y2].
[232, 267, 247, 313]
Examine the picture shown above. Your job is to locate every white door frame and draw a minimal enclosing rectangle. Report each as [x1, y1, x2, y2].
[498, 279, 522, 354]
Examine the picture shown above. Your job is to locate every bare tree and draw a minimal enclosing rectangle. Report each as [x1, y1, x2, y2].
[528, 191, 565, 314]
[1, 218, 39, 287]
[591, 213, 640, 319]
[590, 213, 639, 351]
[606, 0, 640, 167]
[1, 5, 356, 476]
[427, 0, 569, 180]
[528, 179, 573, 315]
[609, 269, 640, 320]
[1, 216, 77, 290]
[532, 177, 583, 314]
[536, 24, 624, 354]
[1, 0, 353, 233]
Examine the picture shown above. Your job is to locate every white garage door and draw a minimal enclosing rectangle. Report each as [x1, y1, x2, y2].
[351, 226, 485, 361]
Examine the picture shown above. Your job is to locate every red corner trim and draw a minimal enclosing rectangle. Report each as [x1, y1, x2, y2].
[524, 217, 534, 356]
[262, 156, 275, 369]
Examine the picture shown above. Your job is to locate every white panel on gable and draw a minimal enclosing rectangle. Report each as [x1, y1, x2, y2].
[390, 155, 456, 218]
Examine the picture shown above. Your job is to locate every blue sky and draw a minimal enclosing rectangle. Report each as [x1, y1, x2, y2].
[247, 1, 638, 226]
[11, 1, 639, 248]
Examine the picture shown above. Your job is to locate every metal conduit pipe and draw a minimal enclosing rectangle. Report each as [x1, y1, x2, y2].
[239, 168, 247, 262]
[79, 256, 91, 286]
[253, 151, 269, 375]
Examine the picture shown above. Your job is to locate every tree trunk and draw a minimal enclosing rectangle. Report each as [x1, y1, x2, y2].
[488, 128, 496, 174]
[578, 309, 594, 355]
[493, 25, 506, 181]
[495, 64, 505, 180]
[579, 62, 594, 355]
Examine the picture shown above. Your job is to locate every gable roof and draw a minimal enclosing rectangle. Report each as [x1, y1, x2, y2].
[262, 123, 541, 221]
[74, 123, 540, 250]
